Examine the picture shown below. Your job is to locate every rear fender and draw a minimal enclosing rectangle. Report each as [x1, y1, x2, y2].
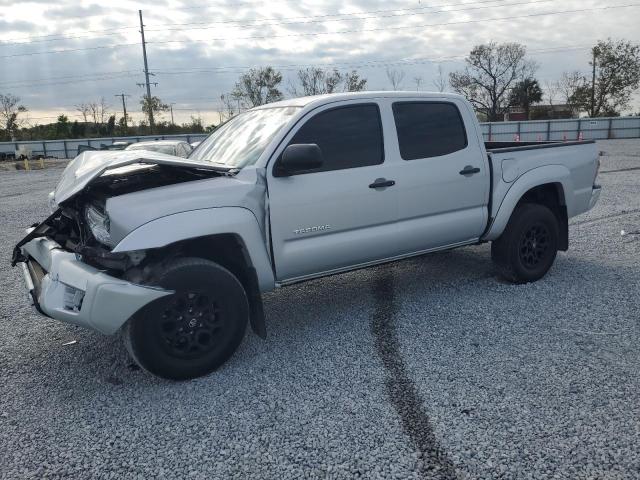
[484, 165, 572, 241]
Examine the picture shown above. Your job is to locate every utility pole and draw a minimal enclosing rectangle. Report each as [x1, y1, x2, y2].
[114, 93, 130, 128]
[169, 103, 175, 125]
[138, 10, 154, 131]
[590, 48, 597, 118]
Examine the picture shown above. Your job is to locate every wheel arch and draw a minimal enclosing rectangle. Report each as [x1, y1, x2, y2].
[484, 165, 571, 250]
[113, 207, 275, 338]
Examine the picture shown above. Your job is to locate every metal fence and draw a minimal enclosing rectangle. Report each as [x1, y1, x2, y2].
[1, 116, 639, 160]
[479, 116, 640, 142]
[0, 133, 209, 160]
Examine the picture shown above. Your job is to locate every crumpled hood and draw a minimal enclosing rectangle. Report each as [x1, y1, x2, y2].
[54, 149, 224, 204]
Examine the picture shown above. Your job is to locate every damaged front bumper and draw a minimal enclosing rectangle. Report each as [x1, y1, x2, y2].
[15, 229, 171, 335]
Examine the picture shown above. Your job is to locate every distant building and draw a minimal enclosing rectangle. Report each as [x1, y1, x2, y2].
[505, 104, 577, 121]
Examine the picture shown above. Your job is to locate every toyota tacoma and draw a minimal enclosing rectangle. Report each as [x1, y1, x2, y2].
[12, 92, 601, 379]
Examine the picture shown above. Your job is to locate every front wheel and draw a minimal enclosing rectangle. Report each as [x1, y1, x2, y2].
[124, 257, 249, 380]
[491, 203, 559, 284]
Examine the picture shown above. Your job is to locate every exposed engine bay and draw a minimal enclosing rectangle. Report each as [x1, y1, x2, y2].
[12, 164, 222, 276]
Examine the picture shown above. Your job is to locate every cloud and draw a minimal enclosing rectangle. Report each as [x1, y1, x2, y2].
[1, 0, 639, 124]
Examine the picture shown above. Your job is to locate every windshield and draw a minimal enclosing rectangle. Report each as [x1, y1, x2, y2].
[126, 143, 176, 155]
[189, 106, 301, 168]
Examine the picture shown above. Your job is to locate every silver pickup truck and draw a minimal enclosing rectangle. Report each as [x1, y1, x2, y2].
[13, 92, 601, 379]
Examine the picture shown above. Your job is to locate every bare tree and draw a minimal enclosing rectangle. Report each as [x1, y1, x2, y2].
[557, 71, 587, 116]
[291, 68, 342, 96]
[232, 67, 283, 108]
[0, 93, 27, 140]
[543, 79, 559, 107]
[87, 97, 110, 124]
[219, 93, 236, 122]
[88, 102, 99, 125]
[343, 70, 367, 92]
[542, 79, 560, 118]
[75, 103, 91, 123]
[433, 64, 447, 92]
[98, 97, 109, 123]
[290, 68, 367, 96]
[386, 68, 405, 91]
[449, 42, 537, 121]
[413, 76, 423, 91]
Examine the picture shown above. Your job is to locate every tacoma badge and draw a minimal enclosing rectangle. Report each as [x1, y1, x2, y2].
[293, 225, 331, 235]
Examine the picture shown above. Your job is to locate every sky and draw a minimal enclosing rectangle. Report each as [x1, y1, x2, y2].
[1, 0, 639, 126]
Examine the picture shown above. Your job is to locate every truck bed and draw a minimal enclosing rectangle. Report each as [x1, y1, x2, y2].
[485, 140, 595, 153]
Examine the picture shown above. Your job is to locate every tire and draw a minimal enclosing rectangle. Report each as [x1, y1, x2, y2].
[491, 203, 559, 284]
[124, 257, 249, 380]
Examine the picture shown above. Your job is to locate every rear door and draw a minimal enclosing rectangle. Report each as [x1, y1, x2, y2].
[387, 98, 489, 251]
[267, 100, 400, 282]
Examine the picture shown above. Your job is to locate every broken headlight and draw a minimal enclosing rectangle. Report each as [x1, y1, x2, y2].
[85, 204, 115, 247]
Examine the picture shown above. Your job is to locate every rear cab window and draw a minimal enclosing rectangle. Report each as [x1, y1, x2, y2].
[392, 102, 467, 160]
[283, 103, 384, 174]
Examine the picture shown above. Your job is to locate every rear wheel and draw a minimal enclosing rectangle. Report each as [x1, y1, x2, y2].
[124, 257, 248, 380]
[491, 203, 559, 283]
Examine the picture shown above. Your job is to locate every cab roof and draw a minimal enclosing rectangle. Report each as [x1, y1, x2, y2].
[254, 91, 465, 110]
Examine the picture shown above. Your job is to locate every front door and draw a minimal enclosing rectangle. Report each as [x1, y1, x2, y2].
[267, 101, 399, 282]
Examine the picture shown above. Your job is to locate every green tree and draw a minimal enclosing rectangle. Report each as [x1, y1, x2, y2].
[571, 39, 640, 117]
[106, 115, 116, 136]
[140, 95, 169, 121]
[232, 67, 283, 108]
[450, 42, 537, 121]
[509, 78, 543, 120]
[184, 115, 205, 133]
[55, 115, 70, 138]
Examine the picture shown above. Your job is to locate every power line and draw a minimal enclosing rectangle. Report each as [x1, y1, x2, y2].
[0, 43, 138, 59]
[146, 0, 543, 30]
[148, 4, 640, 45]
[0, 26, 137, 46]
[2, 3, 635, 60]
[0, 44, 591, 91]
[174, 0, 305, 10]
[151, 45, 591, 76]
[0, 73, 141, 90]
[0, 0, 548, 47]
[0, 70, 137, 87]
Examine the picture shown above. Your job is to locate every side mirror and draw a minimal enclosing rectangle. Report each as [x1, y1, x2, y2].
[279, 144, 323, 175]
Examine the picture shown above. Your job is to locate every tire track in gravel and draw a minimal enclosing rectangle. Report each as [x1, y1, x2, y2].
[370, 267, 458, 480]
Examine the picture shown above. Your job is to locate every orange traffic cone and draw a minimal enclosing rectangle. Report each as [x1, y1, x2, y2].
[514, 134, 520, 142]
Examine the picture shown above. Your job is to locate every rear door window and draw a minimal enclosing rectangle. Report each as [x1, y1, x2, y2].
[392, 102, 467, 160]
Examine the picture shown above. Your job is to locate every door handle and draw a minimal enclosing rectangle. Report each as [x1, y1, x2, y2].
[369, 178, 396, 189]
[459, 166, 481, 176]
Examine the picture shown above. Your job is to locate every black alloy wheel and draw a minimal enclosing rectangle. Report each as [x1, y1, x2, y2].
[125, 257, 249, 380]
[491, 203, 559, 283]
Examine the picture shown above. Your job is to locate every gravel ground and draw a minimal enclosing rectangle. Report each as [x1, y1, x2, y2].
[1, 139, 639, 479]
